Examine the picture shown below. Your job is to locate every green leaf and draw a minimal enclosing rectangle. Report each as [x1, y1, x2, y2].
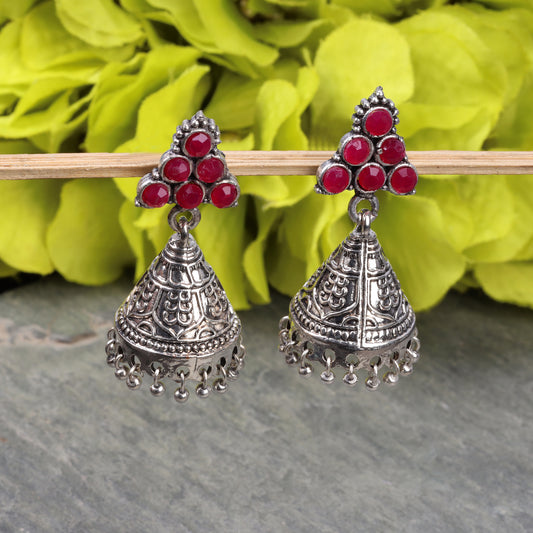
[465, 176, 533, 263]
[204, 72, 263, 131]
[86, 46, 203, 152]
[0, 260, 17, 278]
[0, 0, 38, 22]
[238, 79, 300, 202]
[56, 0, 144, 47]
[0, 180, 62, 274]
[312, 18, 414, 149]
[118, 64, 210, 153]
[417, 176, 515, 251]
[47, 179, 133, 285]
[147, 0, 278, 74]
[243, 200, 280, 304]
[254, 19, 326, 47]
[397, 10, 507, 149]
[118, 201, 156, 280]
[20, 2, 135, 73]
[475, 262, 533, 309]
[194, 201, 250, 310]
[372, 194, 466, 311]
[113, 63, 210, 203]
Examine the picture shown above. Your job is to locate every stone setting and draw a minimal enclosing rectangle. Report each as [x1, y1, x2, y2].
[389, 164, 418, 194]
[342, 136, 373, 166]
[363, 108, 393, 137]
[322, 165, 351, 194]
[356, 164, 386, 192]
[141, 183, 170, 207]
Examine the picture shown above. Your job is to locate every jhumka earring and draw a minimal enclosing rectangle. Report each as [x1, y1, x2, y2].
[279, 87, 421, 389]
[106, 111, 245, 402]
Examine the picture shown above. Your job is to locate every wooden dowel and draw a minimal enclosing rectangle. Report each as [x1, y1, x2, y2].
[0, 151, 532, 180]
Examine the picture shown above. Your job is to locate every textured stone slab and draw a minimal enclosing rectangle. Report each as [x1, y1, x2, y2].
[0, 277, 532, 532]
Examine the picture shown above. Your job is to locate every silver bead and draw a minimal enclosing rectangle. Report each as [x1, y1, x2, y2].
[299, 364, 313, 377]
[320, 370, 335, 384]
[174, 388, 189, 403]
[114, 367, 128, 380]
[365, 375, 380, 390]
[285, 353, 299, 366]
[150, 382, 165, 396]
[213, 378, 228, 393]
[383, 371, 399, 385]
[196, 384, 210, 398]
[343, 372, 358, 386]
[126, 375, 142, 390]
[400, 362, 413, 375]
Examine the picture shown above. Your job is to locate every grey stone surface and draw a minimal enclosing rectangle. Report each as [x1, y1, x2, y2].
[0, 276, 532, 533]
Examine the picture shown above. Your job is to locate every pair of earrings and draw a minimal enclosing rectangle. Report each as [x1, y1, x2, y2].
[105, 87, 421, 402]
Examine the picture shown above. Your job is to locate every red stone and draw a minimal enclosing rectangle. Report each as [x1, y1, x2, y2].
[163, 156, 191, 182]
[321, 165, 350, 193]
[390, 165, 418, 194]
[211, 182, 238, 208]
[176, 182, 204, 209]
[196, 156, 225, 183]
[364, 108, 393, 137]
[378, 136, 406, 165]
[342, 136, 372, 166]
[356, 164, 386, 192]
[141, 182, 170, 208]
[184, 131, 212, 158]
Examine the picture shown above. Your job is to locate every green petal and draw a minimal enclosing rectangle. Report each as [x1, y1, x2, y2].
[118, 201, 156, 280]
[475, 262, 533, 309]
[0, 0, 38, 22]
[312, 18, 413, 148]
[397, 10, 507, 149]
[238, 78, 299, 202]
[194, 201, 250, 310]
[55, 0, 144, 47]
[372, 194, 466, 311]
[417, 176, 515, 251]
[254, 19, 326, 47]
[86, 46, 203, 152]
[47, 179, 133, 285]
[243, 200, 280, 304]
[20, 2, 135, 73]
[465, 176, 533, 263]
[117, 64, 210, 153]
[148, 0, 278, 74]
[205, 72, 263, 131]
[0, 180, 62, 274]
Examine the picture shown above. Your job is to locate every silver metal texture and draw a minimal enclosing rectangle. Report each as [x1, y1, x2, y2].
[280, 87, 421, 389]
[107, 112, 245, 401]
[106, 208, 246, 401]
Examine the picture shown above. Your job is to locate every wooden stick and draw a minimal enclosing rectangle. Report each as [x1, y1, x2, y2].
[0, 151, 532, 180]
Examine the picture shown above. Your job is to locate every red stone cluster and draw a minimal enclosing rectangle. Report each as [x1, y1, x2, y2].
[137, 112, 239, 210]
[317, 88, 418, 197]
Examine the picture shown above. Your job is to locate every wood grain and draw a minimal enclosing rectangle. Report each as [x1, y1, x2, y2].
[0, 151, 532, 179]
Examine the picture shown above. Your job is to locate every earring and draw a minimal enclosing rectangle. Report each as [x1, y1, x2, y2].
[106, 111, 245, 402]
[279, 87, 420, 390]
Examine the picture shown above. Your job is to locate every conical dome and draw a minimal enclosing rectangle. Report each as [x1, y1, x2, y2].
[280, 226, 419, 388]
[112, 232, 242, 383]
[291, 228, 415, 354]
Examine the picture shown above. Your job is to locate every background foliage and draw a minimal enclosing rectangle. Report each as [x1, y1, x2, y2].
[1, 0, 533, 311]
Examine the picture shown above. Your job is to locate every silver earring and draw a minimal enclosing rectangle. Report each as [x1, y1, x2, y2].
[279, 86, 421, 390]
[106, 111, 245, 402]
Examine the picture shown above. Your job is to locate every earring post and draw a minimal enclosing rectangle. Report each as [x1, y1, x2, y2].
[0, 151, 532, 180]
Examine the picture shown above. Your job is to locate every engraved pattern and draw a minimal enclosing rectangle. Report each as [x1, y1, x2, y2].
[115, 233, 240, 356]
[291, 228, 415, 351]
